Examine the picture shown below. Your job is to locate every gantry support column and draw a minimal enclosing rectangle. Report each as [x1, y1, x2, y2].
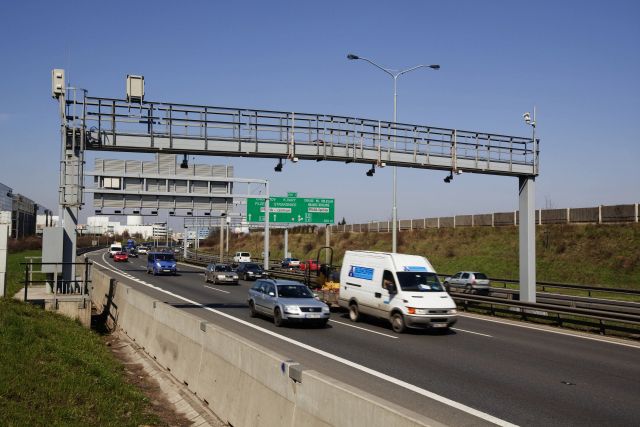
[519, 176, 536, 303]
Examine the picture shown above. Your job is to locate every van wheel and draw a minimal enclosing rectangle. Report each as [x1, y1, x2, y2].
[391, 313, 406, 333]
[274, 308, 284, 327]
[349, 303, 360, 322]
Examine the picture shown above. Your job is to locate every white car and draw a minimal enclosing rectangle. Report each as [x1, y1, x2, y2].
[137, 246, 149, 254]
[233, 251, 251, 263]
[108, 244, 122, 258]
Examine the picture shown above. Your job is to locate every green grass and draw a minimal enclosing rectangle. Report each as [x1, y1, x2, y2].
[0, 251, 163, 426]
[5, 250, 42, 298]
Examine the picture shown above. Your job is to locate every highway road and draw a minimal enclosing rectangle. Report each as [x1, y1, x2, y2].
[89, 251, 640, 427]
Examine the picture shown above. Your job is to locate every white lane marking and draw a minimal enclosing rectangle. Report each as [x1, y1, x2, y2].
[92, 257, 516, 427]
[204, 285, 231, 294]
[329, 319, 398, 339]
[177, 261, 205, 270]
[451, 327, 493, 338]
[458, 313, 640, 349]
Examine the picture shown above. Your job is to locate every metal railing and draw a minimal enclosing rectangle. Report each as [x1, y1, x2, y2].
[69, 96, 537, 176]
[21, 257, 92, 302]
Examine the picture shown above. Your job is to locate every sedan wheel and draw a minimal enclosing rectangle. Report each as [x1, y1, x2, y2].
[273, 308, 284, 327]
[391, 313, 406, 333]
[249, 301, 257, 318]
[204, 274, 209, 283]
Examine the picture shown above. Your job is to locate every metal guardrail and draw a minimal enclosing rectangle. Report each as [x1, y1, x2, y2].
[453, 293, 640, 336]
[21, 258, 92, 302]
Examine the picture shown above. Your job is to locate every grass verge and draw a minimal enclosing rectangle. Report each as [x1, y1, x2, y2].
[0, 251, 163, 426]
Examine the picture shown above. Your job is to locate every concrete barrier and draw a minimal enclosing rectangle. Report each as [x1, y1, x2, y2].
[91, 268, 440, 427]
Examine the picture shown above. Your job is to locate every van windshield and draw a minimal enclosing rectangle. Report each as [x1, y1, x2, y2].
[153, 254, 175, 261]
[396, 272, 444, 292]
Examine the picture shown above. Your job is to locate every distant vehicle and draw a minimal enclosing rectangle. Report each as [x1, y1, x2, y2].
[113, 251, 129, 262]
[444, 272, 491, 294]
[338, 251, 457, 333]
[147, 252, 177, 276]
[204, 263, 239, 285]
[281, 258, 300, 268]
[137, 246, 149, 254]
[299, 259, 320, 271]
[126, 247, 138, 258]
[233, 252, 252, 263]
[247, 279, 330, 327]
[126, 239, 136, 250]
[236, 262, 267, 281]
[108, 244, 123, 258]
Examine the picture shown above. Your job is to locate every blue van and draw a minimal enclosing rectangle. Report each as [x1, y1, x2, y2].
[147, 252, 177, 276]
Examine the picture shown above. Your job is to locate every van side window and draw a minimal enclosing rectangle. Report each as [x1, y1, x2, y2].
[382, 270, 396, 291]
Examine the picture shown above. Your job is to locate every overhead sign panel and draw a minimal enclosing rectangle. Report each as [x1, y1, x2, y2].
[247, 197, 334, 224]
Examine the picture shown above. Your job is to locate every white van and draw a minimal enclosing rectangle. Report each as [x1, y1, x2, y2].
[338, 251, 457, 333]
[233, 251, 251, 263]
[108, 244, 123, 258]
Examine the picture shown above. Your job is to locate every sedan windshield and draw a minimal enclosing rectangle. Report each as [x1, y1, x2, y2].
[396, 272, 444, 292]
[215, 265, 232, 272]
[245, 264, 262, 271]
[277, 285, 314, 298]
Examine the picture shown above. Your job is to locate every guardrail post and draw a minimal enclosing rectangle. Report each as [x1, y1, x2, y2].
[567, 207, 571, 224]
[492, 213, 495, 227]
[636, 203, 639, 223]
[23, 263, 29, 302]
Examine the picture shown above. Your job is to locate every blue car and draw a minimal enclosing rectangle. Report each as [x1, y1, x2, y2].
[147, 252, 177, 276]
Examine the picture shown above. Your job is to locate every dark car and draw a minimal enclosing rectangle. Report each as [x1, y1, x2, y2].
[236, 262, 267, 281]
[126, 248, 139, 258]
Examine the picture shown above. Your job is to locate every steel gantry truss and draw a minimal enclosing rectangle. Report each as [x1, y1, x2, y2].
[53, 71, 540, 302]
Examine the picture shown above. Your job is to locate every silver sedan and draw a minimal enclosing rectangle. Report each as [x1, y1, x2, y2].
[247, 279, 330, 327]
[204, 263, 239, 285]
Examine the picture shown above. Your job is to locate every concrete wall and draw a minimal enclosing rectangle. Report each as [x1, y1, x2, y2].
[91, 268, 439, 427]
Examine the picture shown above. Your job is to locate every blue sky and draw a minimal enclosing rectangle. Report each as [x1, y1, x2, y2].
[1, 0, 638, 224]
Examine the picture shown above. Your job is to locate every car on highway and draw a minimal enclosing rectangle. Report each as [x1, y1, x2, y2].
[233, 251, 251, 263]
[236, 262, 267, 281]
[113, 251, 129, 262]
[247, 279, 330, 327]
[338, 251, 457, 333]
[299, 259, 320, 271]
[281, 258, 300, 269]
[444, 271, 491, 294]
[126, 247, 138, 258]
[147, 252, 177, 276]
[137, 246, 149, 254]
[108, 243, 122, 258]
[204, 263, 239, 285]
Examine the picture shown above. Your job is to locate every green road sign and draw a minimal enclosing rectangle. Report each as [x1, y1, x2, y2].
[287, 192, 297, 197]
[246, 197, 334, 224]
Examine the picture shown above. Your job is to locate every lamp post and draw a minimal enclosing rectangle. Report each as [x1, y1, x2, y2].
[347, 54, 439, 253]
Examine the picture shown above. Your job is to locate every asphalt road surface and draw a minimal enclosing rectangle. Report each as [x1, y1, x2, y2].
[89, 252, 640, 427]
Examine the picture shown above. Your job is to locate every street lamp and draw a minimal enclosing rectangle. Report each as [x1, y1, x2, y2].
[347, 53, 439, 253]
